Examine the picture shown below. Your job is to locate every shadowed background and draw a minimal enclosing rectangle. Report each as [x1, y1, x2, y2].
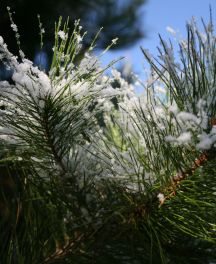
[0, 0, 147, 69]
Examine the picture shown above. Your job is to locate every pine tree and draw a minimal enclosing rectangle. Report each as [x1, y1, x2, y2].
[0, 10, 216, 264]
[0, 0, 146, 61]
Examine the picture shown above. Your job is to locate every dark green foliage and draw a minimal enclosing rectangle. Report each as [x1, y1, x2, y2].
[0, 0, 146, 61]
[0, 9, 216, 264]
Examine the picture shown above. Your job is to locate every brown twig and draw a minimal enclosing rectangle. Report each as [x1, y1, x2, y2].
[158, 150, 213, 206]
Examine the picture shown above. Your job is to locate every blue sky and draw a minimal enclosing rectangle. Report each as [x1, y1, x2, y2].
[100, 0, 216, 79]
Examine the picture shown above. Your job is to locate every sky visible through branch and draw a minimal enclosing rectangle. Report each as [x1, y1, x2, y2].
[100, 0, 216, 83]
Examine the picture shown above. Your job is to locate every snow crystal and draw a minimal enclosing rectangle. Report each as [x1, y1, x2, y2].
[77, 54, 100, 76]
[165, 132, 192, 145]
[0, 36, 4, 45]
[11, 23, 18, 32]
[155, 107, 165, 117]
[180, 40, 187, 49]
[19, 50, 25, 58]
[166, 26, 176, 35]
[169, 103, 179, 115]
[165, 135, 175, 143]
[12, 59, 52, 102]
[58, 30, 68, 40]
[197, 99, 206, 110]
[196, 129, 216, 150]
[199, 32, 207, 42]
[177, 111, 199, 123]
[112, 38, 118, 45]
[177, 132, 191, 144]
[196, 134, 213, 150]
[111, 69, 121, 79]
[76, 34, 83, 44]
[38, 71, 52, 95]
[157, 193, 165, 204]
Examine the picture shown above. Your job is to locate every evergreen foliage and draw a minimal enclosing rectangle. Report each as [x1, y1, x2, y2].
[0, 0, 146, 61]
[0, 11, 216, 264]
